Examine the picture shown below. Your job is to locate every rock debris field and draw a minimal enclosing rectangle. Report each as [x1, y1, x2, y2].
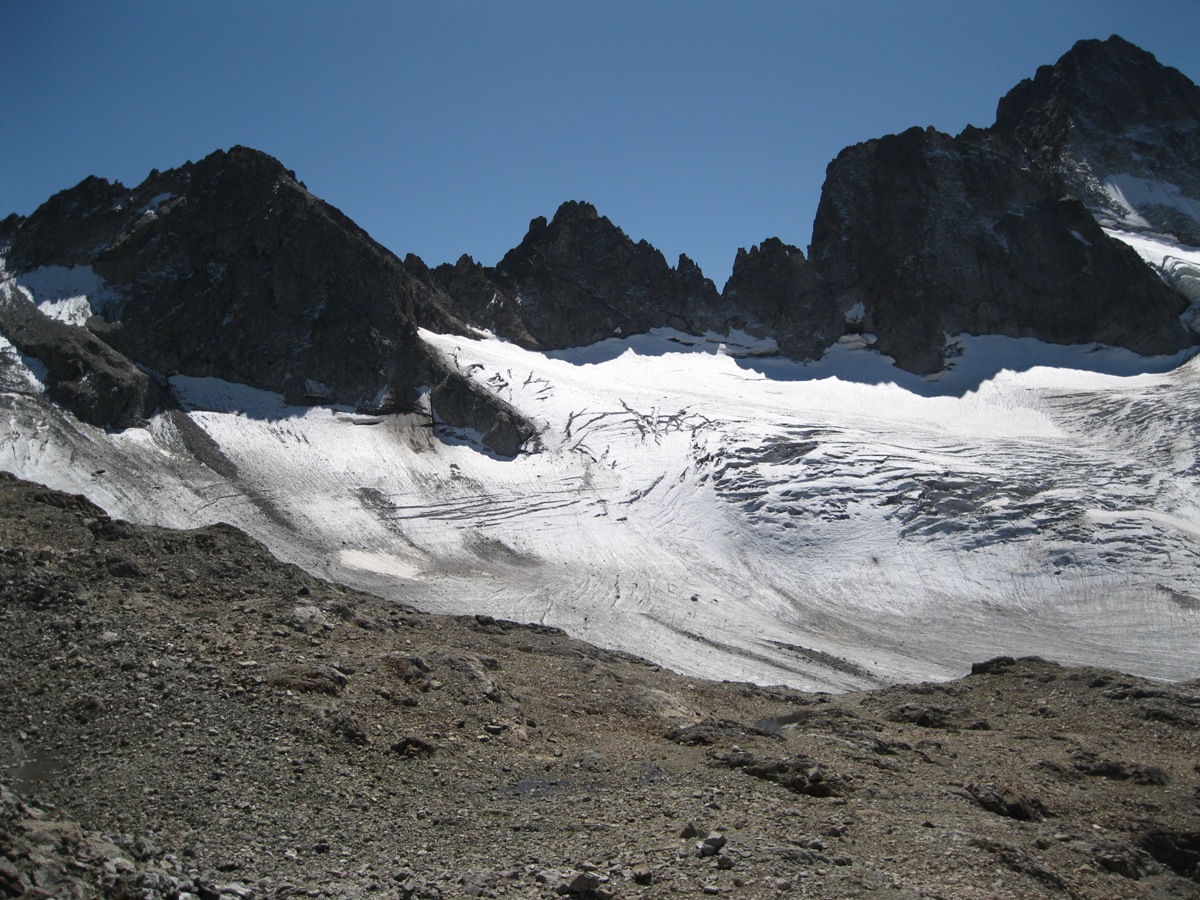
[0, 472, 1197, 899]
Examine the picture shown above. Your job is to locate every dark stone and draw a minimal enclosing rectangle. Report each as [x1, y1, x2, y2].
[970, 656, 1016, 676]
[964, 782, 1049, 821]
[805, 125, 1191, 373]
[709, 749, 845, 797]
[994, 35, 1200, 247]
[429, 370, 538, 457]
[392, 736, 436, 758]
[890, 704, 954, 729]
[4, 146, 534, 456]
[1140, 830, 1200, 882]
[429, 201, 722, 350]
[0, 284, 161, 429]
[722, 238, 841, 360]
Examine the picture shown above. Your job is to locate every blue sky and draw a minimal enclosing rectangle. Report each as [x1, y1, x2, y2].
[4, 1, 1198, 285]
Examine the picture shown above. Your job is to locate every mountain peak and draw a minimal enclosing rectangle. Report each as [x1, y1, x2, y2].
[992, 32, 1200, 247]
[994, 33, 1200, 146]
[551, 199, 601, 223]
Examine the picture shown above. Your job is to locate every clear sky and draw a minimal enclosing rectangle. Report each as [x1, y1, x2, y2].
[4, 1, 1198, 286]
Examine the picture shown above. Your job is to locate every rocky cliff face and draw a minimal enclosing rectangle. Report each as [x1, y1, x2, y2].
[3, 147, 536, 455]
[0, 280, 161, 430]
[797, 35, 1200, 373]
[806, 126, 1191, 373]
[422, 205, 846, 359]
[994, 35, 1200, 245]
[721, 238, 842, 361]
[425, 201, 723, 350]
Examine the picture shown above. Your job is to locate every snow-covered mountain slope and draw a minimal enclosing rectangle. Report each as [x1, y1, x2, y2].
[1098, 192, 1200, 312]
[4, 275, 1199, 689]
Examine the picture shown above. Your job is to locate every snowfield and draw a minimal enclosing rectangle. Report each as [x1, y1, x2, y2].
[3, 267, 1200, 690]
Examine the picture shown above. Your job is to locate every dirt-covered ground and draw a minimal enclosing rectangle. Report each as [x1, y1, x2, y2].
[1, 471, 1197, 899]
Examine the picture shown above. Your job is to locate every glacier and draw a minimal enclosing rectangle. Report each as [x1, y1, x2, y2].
[3, 270, 1199, 690]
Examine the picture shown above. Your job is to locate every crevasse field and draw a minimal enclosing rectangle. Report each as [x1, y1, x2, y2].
[3, 229, 1200, 691]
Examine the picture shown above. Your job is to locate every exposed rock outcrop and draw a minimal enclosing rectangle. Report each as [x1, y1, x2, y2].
[994, 35, 1200, 245]
[785, 36, 1200, 373]
[4, 147, 536, 454]
[427, 201, 722, 350]
[0, 281, 161, 430]
[429, 369, 539, 458]
[721, 238, 841, 360]
[804, 125, 1191, 373]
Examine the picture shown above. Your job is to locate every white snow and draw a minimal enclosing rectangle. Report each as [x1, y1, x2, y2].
[1103, 227, 1200, 307]
[1100, 174, 1200, 233]
[7, 265, 124, 325]
[3, 320, 1199, 691]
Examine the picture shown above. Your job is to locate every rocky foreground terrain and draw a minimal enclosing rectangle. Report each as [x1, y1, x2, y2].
[1, 472, 1198, 899]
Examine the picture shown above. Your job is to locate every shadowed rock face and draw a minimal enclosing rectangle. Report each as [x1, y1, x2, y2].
[806, 126, 1191, 373]
[797, 36, 1200, 373]
[10, 147, 460, 412]
[0, 281, 161, 430]
[994, 35, 1200, 244]
[427, 201, 722, 350]
[721, 238, 842, 360]
[4, 147, 535, 454]
[424, 207, 845, 359]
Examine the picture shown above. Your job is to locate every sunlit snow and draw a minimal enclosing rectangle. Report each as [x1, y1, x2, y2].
[6, 265, 125, 326]
[3, 304, 1199, 690]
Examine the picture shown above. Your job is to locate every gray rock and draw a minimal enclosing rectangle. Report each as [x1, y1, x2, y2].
[4, 146, 535, 457]
[806, 125, 1191, 373]
[430, 202, 722, 351]
[0, 281, 161, 429]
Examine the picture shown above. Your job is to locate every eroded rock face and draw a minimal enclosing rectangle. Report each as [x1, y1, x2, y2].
[10, 147, 460, 411]
[427, 201, 722, 350]
[0, 282, 161, 430]
[429, 370, 539, 458]
[805, 126, 1191, 373]
[4, 147, 535, 454]
[994, 35, 1200, 245]
[721, 238, 842, 360]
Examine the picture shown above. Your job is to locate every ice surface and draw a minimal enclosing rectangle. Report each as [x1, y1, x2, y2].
[8, 265, 125, 325]
[3, 316, 1199, 691]
[1100, 174, 1200, 233]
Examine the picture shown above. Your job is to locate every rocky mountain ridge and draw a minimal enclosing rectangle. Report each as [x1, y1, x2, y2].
[2, 35, 1198, 447]
[1, 148, 536, 455]
[803, 35, 1200, 372]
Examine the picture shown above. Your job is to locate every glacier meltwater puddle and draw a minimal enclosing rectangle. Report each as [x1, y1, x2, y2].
[4, 749, 64, 786]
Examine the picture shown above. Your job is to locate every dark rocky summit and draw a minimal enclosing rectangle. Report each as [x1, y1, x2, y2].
[798, 35, 1200, 373]
[804, 125, 1191, 373]
[2, 147, 535, 455]
[994, 34, 1200, 245]
[424, 201, 723, 350]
